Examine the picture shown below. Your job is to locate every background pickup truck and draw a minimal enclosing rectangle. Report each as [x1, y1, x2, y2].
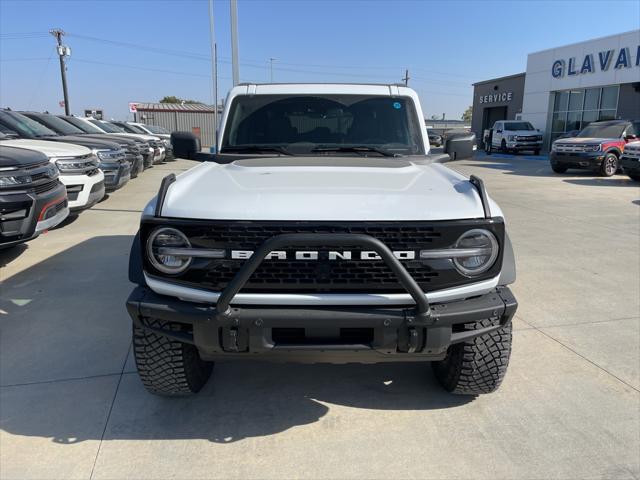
[484, 120, 543, 155]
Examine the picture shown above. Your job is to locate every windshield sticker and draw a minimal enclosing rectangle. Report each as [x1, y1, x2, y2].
[393, 102, 402, 109]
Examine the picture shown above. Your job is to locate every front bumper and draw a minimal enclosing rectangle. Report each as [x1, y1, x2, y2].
[506, 141, 542, 151]
[621, 154, 640, 175]
[127, 286, 517, 362]
[60, 170, 105, 211]
[126, 153, 144, 177]
[1, 181, 68, 248]
[101, 162, 131, 191]
[550, 151, 603, 168]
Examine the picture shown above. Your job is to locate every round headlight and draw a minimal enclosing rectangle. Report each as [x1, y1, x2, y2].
[453, 229, 499, 276]
[146, 227, 192, 274]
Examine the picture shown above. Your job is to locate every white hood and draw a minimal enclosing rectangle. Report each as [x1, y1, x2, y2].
[111, 133, 161, 142]
[157, 157, 499, 221]
[0, 139, 92, 158]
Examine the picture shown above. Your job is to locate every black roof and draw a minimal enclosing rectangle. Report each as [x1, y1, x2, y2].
[0, 144, 49, 168]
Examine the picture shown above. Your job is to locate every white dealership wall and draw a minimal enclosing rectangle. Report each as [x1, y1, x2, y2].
[520, 29, 640, 147]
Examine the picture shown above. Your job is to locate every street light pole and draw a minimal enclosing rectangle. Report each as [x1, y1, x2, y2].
[50, 28, 70, 115]
[208, 0, 218, 150]
[269, 57, 276, 83]
[230, 0, 240, 86]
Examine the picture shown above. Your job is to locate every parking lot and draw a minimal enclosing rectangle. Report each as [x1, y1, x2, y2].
[1, 154, 639, 479]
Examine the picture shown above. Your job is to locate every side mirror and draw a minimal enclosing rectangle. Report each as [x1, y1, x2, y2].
[444, 132, 476, 161]
[624, 134, 637, 142]
[496, 129, 503, 134]
[171, 132, 201, 160]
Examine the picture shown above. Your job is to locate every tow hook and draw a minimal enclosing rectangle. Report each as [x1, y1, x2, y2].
[221, 327, 248, 352]
[407, 328, 419, 353]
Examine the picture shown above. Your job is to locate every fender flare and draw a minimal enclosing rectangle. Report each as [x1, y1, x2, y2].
[498, 231, 516, 285]
[128, 231, 147, 286]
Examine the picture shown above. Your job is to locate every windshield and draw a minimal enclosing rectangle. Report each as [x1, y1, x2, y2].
[577, 123, 625, 139]
[145, 124, 169, 134]
[26, 114, 84, 136]
[62, 116, 104, 134]
[126, 124, 147, 134]
[0, 111, 57, 138]
[114, 122, 143, 134]
[221, 94, 424, 155]
[504, 122, 534, 131]
[91, 120, 121, 134]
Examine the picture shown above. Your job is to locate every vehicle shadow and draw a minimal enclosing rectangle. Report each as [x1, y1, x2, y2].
[0, 243, 28, 268]
[562, 177, 640, 187]
[0, 236, 474, 446]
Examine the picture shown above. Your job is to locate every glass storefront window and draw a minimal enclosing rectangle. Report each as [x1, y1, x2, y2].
[568, 90, 584, 111]
[600, 87, 618, 110]
[599, 109, 617, 121]
[551, 86, 619, 143]
[582, 110, 599, 126]
[584, 89, 600, 110]
[567, 112, 582, 131]
[552, 112, 567, 132]
[554, 91, 569, 112]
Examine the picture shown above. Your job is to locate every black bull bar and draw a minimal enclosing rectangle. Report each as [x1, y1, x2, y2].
[128, 233, 517, 360]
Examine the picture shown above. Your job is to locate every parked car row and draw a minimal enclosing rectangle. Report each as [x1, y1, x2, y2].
[0, 110, 175, 249]
[550, 119, 640, 180]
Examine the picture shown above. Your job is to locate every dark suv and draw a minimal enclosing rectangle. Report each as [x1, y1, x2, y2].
[0, 144, 69, 248]
[550, 120, 640, 176]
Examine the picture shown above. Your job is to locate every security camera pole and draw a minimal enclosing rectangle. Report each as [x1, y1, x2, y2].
[50, 28, 70, 115]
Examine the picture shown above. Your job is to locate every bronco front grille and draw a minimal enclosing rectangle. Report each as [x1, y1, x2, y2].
[141, 220, 505, 294]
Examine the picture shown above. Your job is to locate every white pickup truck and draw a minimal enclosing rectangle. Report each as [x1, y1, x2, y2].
[484, 120, 543, 155]
[126, 83, 517, 397]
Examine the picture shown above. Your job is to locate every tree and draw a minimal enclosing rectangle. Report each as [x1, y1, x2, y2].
[159, 96, 202, 104]
[461, 106, 472, 122]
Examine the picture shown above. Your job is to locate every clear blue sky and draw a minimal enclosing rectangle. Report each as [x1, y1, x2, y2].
[1, 0, 638, 121]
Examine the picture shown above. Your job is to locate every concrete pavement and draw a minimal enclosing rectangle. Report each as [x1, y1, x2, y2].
[1, 156, 638, 479]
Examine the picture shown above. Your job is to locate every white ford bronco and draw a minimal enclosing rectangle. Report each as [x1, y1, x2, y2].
[127, 84, 517, 396]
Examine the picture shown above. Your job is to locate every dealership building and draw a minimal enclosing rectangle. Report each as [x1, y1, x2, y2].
[472, 29, 640, 149]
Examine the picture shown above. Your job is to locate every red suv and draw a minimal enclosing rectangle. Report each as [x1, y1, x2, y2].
[550, 120, 640, 176]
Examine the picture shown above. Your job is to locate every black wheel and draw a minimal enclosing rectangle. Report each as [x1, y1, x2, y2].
[551, 162, 568, 173]
[500, 140, 508, 153]
[133, 319, 213, 396]
[628, 173, 640, 182]
[533, 149, 540, 156]
[432, 318, 512, 395]
[600, 153, 618, 177]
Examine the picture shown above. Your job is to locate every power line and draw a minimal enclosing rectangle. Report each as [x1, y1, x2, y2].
[72, 58, 231, 79]
[0, 57, 52, 62]
[63, 32, 477, 81]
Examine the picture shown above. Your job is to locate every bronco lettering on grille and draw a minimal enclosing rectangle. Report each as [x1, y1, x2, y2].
[230, 250, 416, 261]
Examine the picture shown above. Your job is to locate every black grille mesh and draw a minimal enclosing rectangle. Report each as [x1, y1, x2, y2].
[142, 220, 504, 294]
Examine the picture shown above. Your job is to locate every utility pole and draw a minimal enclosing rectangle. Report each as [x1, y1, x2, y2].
[269, 57, 276, 83]
[208, 0, 218, 151]
[402, 69, 410, 86]
[230, 0, 240, 86]
[50, 29, 70, 115]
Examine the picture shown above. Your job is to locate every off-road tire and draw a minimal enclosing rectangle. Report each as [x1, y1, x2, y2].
[551, 163, 568, 173]
[133, 319, 213, 396]
[432, 318, 512, 395]
[600, 152, 618, 177]
[500, 140, 508, 153]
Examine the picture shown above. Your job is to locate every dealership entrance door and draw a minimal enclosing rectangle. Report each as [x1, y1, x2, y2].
[482, 106, 508, 135]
